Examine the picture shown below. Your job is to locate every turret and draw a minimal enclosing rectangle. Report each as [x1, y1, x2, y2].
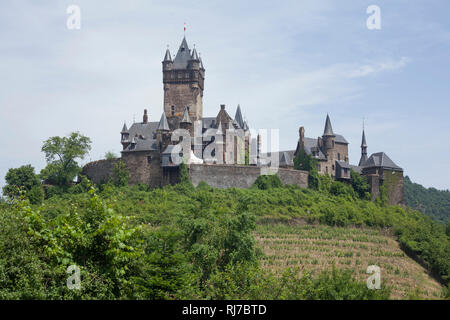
[162, 47, 173, 71]
[156, 112, 171, 152]
[322, 114, 335, 159]
[121, 122, 130, 149]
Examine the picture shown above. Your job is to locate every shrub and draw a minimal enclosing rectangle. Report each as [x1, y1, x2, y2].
[253, 174, 283, 190]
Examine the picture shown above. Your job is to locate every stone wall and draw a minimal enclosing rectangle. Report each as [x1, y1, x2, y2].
[188, 164, 308, 189]
[121, 150, 163, 188]
[382, 169, 405, 206]
[81, 158, 118, 184]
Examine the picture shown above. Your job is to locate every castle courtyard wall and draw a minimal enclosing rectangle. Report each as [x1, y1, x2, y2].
[188, 164, 309, 189]
[81, 158, 118, 184]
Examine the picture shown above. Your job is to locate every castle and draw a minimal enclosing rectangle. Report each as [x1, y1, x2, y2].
[82, 35, 404, 206]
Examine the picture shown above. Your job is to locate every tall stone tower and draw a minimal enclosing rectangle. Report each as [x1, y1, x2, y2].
[162, 36, 205, 123]
[322, 114, 336, 160]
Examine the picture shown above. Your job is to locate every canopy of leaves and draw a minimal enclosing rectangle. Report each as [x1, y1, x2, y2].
[3, 165, 43, 204]
[40, 132, 92, 186]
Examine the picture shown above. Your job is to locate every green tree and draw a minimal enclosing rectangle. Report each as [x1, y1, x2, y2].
[105, 151, 117, 160]
[40, 132, 92, 187]
[3, 165, 43, 204]
[350, 169, 371, 200]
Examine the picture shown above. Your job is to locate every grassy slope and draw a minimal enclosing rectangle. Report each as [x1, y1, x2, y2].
[255, 222, 443, 299]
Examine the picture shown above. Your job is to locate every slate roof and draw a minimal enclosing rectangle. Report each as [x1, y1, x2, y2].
[323, 114, 334, 136]
[173, 36, 191, 69]
[234, 104, 244, 129]
[349, 164, 362, 174]
[163, 48, 172, 62]
[363, 152, 402, 171]
[335, 134, 348, 144]
[157, 112, 170, 131]
[191, 47, 199, 60]
[121, 122, 128, 133]
[181, 108, 192, 123]
[202, 117, 217, 130]
[335, 160, 350, 169]
[279, 150, 295, 167]
[303, 137, 326, 160]
[121, 121, 159, 152]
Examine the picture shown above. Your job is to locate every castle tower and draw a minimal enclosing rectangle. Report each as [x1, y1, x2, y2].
[156, 112, 171, 152]
[359, 128, 368, 166]
[322, 114, 335, 160]
[163, 36, 205, 122]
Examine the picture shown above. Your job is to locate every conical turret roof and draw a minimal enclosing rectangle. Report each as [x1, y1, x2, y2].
[234, 104, 244, 129]
[191, 47, 199, 60]
[323, 114, 335, 136]
[163, 48, 172, 62]
[121, 122, 128, 133]
[157, 112, 170, 131]
[173, 36, 191, 69]
[181, 107, 192, 124]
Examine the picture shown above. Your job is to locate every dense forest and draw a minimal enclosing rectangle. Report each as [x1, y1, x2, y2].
[0, 132, 449, 299]
[404, 176, 450, 223]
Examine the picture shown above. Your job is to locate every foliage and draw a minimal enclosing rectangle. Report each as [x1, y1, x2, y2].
[2, 165, 43, 204]
[0, 175, 448, 299]
[350, 169, 371, 200]
[40, 132, 92, 187]
[404, 176, 450, 223]
[105, 151, 118, 160]
[253, 174, 282, 190]
[111, 161, 129, 187]
[179, 162, 192, 187]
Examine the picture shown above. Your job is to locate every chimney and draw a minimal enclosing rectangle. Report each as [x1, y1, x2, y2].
[220, 104, 225, 110]
[143, 109, 148, 124]
[299, 126, 305, 148]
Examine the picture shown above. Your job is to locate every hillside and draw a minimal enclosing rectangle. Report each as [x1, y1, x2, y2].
[404, 176, 450, 223]
[256, 223, 442, 299]
[0, 172, 449, 300]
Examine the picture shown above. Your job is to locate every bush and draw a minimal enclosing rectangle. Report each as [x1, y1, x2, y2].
[253, 174, 283, 190]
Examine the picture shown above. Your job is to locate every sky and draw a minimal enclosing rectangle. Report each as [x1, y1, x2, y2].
[0, 0, 449, 191]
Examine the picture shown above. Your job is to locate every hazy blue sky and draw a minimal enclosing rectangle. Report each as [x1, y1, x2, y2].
[1, 0, 449, 191]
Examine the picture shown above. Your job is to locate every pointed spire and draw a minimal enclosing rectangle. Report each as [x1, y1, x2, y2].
[361, 129, 367, 147]
[157, 112, 170, 131]
[163, 47, 172, 62]
[359, 126, 368, 166]
[173, 36, 191, 69]
[181, 107, 192, 124]
[323, 114, 334, 136]
[191, 46, 199, 60]
[234, 104, 244, 129]
[121, 122, 128, 133]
